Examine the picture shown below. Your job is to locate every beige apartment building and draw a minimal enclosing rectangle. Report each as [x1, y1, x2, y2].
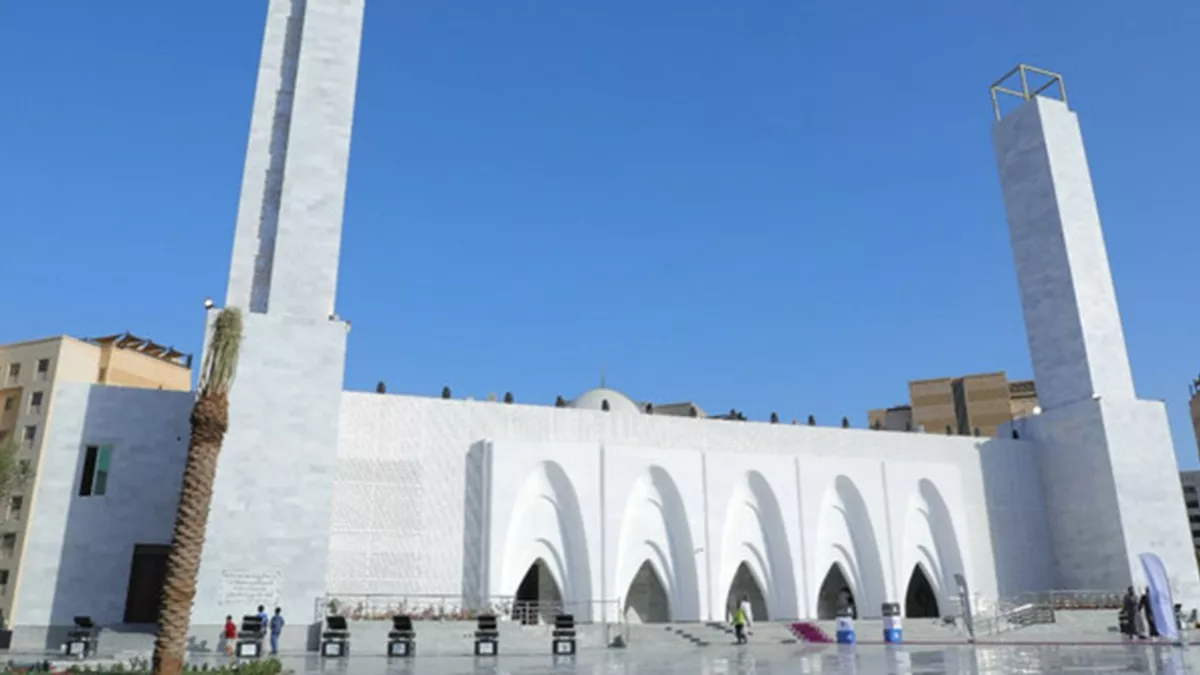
[0, 333, 191, 621]
[868, 371, 1038, 438]
[1190, 377, 1200, 463]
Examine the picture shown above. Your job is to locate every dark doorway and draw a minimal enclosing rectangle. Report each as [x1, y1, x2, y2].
[816, 563, 856, 619]
[123, 544, 169, 624]
[725, 561, 769, 621]
[513, 558, 562, 625]
[904, 565, 939, 618]
[624, 560, 670, 623]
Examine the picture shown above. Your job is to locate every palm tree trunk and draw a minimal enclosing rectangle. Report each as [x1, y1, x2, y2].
[152, 393, 229, 675]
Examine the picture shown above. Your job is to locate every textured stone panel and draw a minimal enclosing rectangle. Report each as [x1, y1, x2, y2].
[191, 311, 347, 625]
[992, 96, 1135, 409]
[329, 394, 1042, 617]
[14, 384, 191, 626]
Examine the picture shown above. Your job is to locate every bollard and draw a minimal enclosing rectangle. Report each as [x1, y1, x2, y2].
[835, 608, 856, 644]
[882, 602, 902, 644]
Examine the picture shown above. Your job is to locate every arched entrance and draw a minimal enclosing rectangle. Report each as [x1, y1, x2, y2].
[513, 558, 563, 625]
[816, 563, 856, 619]
[624, 560, 670, 623]
[725, 561, 769, 622]
[904, 565, 939, 618]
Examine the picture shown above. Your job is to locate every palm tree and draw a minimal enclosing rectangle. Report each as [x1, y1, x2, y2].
[807, 414, 816, 426]
[152, 307, 243, 675]
[841, 417, 849, 429]
[769, 412, 779, 424]
[441, 386, 452, 399]
[503, 392, 514, 404]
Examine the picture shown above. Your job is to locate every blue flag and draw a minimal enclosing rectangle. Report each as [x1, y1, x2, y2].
[1139, 553, 1179, 642]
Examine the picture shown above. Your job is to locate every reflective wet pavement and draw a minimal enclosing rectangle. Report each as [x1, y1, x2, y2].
[200, 644, 1195, 674]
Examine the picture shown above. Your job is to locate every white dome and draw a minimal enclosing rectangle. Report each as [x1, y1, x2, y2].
[570, 388, 642, 415]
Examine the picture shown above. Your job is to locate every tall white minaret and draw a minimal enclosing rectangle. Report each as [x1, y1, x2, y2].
[224, 0, 361, 320]
[992, 65, 1199, 606]
[191, 0, 365, 629]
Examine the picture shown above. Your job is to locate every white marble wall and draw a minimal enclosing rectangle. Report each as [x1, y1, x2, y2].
[993, 96, 1199, 608]
[13, 384, 191, 627]
[189, 311, 348, 626]
[991, 96, 1135, 410]
[225, 0, 364, 317]
[329, 394, 1054, 618]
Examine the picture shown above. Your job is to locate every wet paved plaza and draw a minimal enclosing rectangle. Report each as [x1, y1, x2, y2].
[202, 644, 1195, 674]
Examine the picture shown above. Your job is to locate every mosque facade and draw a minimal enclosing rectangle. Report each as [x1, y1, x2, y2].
[8, 1, 1198, 644]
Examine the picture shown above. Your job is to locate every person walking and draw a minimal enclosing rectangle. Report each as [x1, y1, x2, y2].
[732, 603, 747, 644]
[1141, 588, 1158, 638]
[269, 607, 285, 656]
[1120, 587, 1138, 640]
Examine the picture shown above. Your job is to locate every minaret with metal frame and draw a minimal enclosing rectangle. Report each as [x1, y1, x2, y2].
[991, 65, 1199, 606]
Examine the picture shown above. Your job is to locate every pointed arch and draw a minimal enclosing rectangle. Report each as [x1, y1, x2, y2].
[717, 470, 799, 620]
[813, 475, 888, 618]
[513, 558, 565, 624]
[904, 564, 939, 618]
[499, 461, 592, 613]
[816, 562, 856, 619]
[899, 479, 966, 618]
[725, 561, 769, 622]
[624, 559, 671, 623]
[614, 466, 701, 622]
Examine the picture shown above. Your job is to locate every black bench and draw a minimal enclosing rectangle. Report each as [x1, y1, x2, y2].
[474, 614, 499, 656]
[64, 616, 98, 659]
[235, 615, 265, 658]
[552, 613, 576, 656]
[320, 615, 350, 657]
[387, 614, 416, 658]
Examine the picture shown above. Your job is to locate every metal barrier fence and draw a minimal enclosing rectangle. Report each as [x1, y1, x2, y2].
[316, 593, 624, 633]
[956, 590, 1127, 638]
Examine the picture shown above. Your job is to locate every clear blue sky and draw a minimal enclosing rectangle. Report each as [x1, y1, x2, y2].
[3, 2, 1199, 467]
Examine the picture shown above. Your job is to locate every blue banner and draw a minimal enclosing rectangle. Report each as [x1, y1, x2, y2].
[1139, 553, 1179, 641]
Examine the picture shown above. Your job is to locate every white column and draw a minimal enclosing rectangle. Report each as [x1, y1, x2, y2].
[994, 89, 1200, 606]
[992, 95, 1135, 410]
[191, 0, 363, 631]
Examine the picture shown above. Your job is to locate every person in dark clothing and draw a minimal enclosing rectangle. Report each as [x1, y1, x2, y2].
[1140, 588, 1158, 638]
[1121, 587, 1139, 639]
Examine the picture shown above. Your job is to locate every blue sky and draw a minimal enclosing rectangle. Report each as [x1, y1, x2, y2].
[3, 2, 1199, 467]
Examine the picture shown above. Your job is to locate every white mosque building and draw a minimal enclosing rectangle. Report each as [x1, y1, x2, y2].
[8, 0, 1199, 647]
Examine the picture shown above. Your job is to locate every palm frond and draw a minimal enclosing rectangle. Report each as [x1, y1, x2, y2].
[198, 307, 244, 397]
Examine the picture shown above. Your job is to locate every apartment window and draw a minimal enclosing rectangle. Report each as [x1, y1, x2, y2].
[29, 391, 43, 416]
[6, 496, 21, 522]
[22, 425, 36, 449]
[35, 358, 50, 381]
[0, 570, 8, 596]
[0, 534, 15, 560]
[7, 363, 19, 384]
[1188, 500, 1200, 510]
[3, 395, 14, 412]
[1190, 515, 1200, 524]
[1187, 486, 1198, 495]
[80, 445, 113, 497]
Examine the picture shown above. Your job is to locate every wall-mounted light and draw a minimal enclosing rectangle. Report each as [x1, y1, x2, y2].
[203, 298, 214, 309]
